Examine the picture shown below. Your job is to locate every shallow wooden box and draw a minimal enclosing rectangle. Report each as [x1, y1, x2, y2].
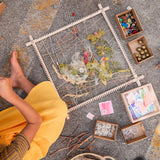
[0, 2, 6, 15]
[121, 121, 147, 145]
[121, 83, 160, 123]
[94, 120, 118, 141]
[127, 36, 154, 64]
[115, 8, 143, 39]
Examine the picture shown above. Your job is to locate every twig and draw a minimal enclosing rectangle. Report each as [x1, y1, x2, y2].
[60, 125, 80, 145]
[70, 132, 89, 143]
[67, 135, 92, 155]
[49, 147, 69, 157]
[60, 135, 72, 138]
[76, 138, 96, 152]
[69, 133, 89, 148]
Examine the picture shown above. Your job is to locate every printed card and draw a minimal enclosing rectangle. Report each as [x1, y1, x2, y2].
[99, 101, 114, 116]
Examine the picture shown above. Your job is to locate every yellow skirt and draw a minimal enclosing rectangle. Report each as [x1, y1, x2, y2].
[0, 81, 68, 160]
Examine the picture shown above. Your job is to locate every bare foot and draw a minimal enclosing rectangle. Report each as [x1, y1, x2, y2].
[10, 51, 25, 88]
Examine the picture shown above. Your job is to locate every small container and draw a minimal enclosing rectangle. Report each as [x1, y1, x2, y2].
[0, 2, 6, 15]
[127, 36, 154, 64]
[121, 83, 160, 123]
[121, 122, 147, 145]
[94, 120, 118, 141]
[115, 8, 143, 39]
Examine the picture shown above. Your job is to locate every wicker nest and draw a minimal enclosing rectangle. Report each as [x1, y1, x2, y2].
[70, 153, 115, 160]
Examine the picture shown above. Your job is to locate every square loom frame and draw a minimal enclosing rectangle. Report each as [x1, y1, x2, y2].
[26, 4, 144, 113]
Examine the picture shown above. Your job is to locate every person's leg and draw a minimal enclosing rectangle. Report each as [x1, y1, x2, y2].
[10, 51, 35, 94]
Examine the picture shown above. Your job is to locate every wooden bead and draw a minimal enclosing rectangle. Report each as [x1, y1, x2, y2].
[137, 47, 141, 52]
[141, 45, 146, 50]
[138, 40, 143, 44]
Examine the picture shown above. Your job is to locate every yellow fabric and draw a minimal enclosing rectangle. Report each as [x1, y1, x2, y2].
[0, 81, 68, 160]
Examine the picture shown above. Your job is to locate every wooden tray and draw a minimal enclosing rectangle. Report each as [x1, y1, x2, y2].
[115, 8, 143, 39]
[94, 120, 118, 141]
[121, 83, 160, 123]
[127, 35, 154, 64]
[121, 121, 147, 145]
[0, 2, 6, 15]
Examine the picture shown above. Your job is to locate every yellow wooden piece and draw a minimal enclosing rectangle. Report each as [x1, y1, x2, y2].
[0, 81, 68, 160]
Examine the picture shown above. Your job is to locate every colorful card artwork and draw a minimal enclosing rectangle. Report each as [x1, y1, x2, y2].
[99, 101, 114, 116]
[126, 86, 155, 120]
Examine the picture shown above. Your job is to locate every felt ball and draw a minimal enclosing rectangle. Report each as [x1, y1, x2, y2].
[119, 18, 123, 22]
[128, 29, 132, 34]
[127, 23, 130, 27]
[128, 18, 131, 23]
[132, 19, 136, 22]
[124, 23, 128, 28]
[123, 16, 128, 20]
[131, 23, 136, 28]
[123, 19, 128, 23]
[76, 33, 79, 37]
[132, 30, 137, 34]
[121, 22, 125, 26]
[72, 13, 75, 16]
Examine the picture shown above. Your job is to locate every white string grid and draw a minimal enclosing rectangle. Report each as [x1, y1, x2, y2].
[26, 4, 144, 113]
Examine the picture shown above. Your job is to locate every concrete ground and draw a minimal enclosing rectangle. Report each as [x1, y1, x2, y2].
[0, 0, 160, 160]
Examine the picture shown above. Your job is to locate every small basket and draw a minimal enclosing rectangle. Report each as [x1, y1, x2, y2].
[70, 153, 115, 160]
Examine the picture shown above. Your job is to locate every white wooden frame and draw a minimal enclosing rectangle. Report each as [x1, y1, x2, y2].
[26, 4, 144, 113]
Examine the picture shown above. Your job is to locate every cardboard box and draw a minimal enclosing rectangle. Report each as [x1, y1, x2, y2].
[121, 83, 160, 123]
[0, 2, 6, 15]
[94, 120, 118, 141]
[127, 36, 154, 64]
[121, 121, 147, 145]
[115, 8, 143, 39]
